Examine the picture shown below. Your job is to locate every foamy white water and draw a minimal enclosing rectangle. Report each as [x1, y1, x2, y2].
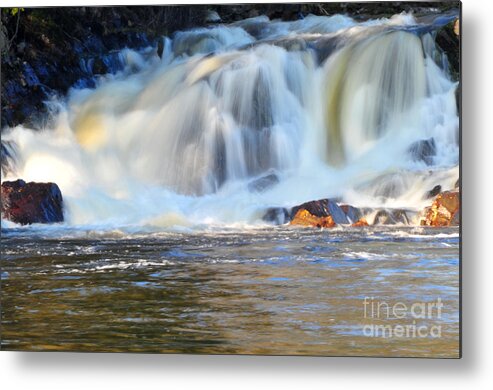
[1, 13, 459, 230]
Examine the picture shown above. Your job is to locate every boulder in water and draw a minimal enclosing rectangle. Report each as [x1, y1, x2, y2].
[421, 190, 460, 227]
[425, 184, 442, 199]
[248, 173, 280, 193]
[371, 209, 410, 225]
[1, 179, 64, 225]
[262, 207, 290, 225]
[339, 205, 370, 226]
[205, 10, 221, 23]
[290, 208, 335, 228]
[339, 204, 363, 223]
[408, 138, 436, 165]
[290, 198, 348, 228]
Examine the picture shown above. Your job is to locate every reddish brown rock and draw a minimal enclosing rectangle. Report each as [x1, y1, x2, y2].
[290, 209, 335, 228]
[421, 190, 460, 227]
[1, 179, 64, 225]
[352, 218, 369, 227]
[286, 198, 423, 228]
[290, 198, 348, 225]
[425, 184, 442, 199]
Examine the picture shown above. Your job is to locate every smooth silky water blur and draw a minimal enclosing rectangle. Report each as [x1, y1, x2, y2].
[1, 12, 460, 356]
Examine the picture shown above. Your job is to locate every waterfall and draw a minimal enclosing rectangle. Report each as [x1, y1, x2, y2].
[1, 13, 459, 229]
[324, 31, 427, 165]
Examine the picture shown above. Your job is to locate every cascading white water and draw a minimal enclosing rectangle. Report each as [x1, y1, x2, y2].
[1, 13, 459, 229]
[324, 30, 427, 164]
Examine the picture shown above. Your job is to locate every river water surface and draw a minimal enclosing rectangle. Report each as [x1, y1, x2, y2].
[1, 226, 459, 357]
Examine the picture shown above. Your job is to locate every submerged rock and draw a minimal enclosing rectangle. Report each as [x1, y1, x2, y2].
[357, 172, 412, 200]
[248, 173, 280, 193]
[262, 207, 290, 225]
[372, 209, 410, 225]
[1, 179, 64, 225]
[408, 138, 436, 165]
[421, 190, 460, 227]
[205, 10, 221, 23]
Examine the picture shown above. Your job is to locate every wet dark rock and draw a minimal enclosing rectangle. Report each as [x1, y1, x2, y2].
[262, 207, 290, 225]
[205, 10, 221, 24]
[248, 173, 280, 193]
[215, 2, 458, 25]
[408, 138, 436, 165]
[339, 204, 363, 223]
[92, 57, 108, 75]
[372, 209, 410, 225]
[290, 198, 349, 225]
[273, 37, 308, 53]
[22, 62, 41, 87]
[248, 9, 260, 19]
[435, 18, 460, 81]
[0, 141, 17, 177]
[358, 173, 412, 200]
[375, 175, 408, 199]
[102, 52, 126, 74]
[425, 184, 442, 199]
[83, 35, 106, 54]
[1, 6, 210, 129]
[312, 36, 343, 64]
[157, 38, 164, 59]
[1, 179, 64, 225]
[286, 199, 420, 228]
[72, 78, 97, 90]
